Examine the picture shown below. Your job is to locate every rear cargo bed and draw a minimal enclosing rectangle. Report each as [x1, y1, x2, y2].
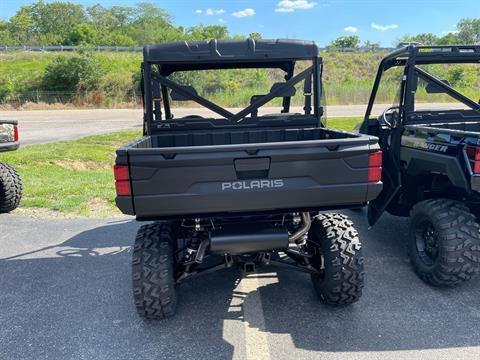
[144, 126, 357, 148]
[116, 126, 381, 219]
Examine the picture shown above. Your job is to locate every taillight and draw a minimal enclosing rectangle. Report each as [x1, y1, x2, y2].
[13, 125, 18, 142]
[114, 165, 131, 196]
[467, 146, 480, 174]
[368, 150, 383, 183]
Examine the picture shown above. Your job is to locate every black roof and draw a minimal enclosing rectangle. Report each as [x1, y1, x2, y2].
[143, 39, 319, 64]
[384, 45, 480, 65]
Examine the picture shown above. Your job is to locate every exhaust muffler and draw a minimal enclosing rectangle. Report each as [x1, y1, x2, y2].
[210, 225, 289, 255]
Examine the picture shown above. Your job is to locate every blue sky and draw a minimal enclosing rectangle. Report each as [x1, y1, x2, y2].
[1, 0, 479, 46]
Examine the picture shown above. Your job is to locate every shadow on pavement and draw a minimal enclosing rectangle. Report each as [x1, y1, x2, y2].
[1, 212, 480, 359]
[0, 220, 237, 359]
[248, 210, 480, 354]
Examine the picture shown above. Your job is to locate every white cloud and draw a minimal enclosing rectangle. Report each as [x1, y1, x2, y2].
[195, 9, 202, 14]
[344, 26, 358, 33]
[219, 18, 225, 23]
[275, 7, 294, 12]
[232, 8, 255, 18]
[205, 8, 225, 16]
[371, 23, 398, 31]
[275, 0, 317, 13]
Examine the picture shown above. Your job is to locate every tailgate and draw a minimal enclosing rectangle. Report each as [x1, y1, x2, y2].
[119, 136, 381, 218]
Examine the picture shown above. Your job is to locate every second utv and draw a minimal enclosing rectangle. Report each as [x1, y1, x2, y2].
[360, 44, 480, 287]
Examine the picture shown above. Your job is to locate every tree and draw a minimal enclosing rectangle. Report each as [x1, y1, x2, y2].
[400, 33, 440, 46]
[362, 40, 380, 51]
[28, 1, 87, 44]
[438, 32, 459, 45]
[7, 6, 34, 44]
[87, 4, 121, 31]
[0, 21, 14, 46]
[66, 23, 99, 46]
[110, 6, 135, 29]
[98, 32, 135, 46]
[249, 32, 262, 40]
[186, 25, 229, 40]
[328, 35, 360, 49]
[456, 18, 480, 44]
[126, 3, 180, 44]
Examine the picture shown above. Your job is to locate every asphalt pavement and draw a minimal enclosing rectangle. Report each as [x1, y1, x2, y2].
[1, 210, 480, 360]
[0, 103, 461, 145]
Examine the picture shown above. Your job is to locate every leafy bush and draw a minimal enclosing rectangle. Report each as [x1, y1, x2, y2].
[98, 32, 135, 46]
[66, 24, 99, 46]
[42, 53, 104, 92]
[0, 77, 16, 100]
[446, 66, 477, 88]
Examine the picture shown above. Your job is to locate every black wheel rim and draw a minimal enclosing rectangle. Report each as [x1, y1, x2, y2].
[414, 220, 439, 266]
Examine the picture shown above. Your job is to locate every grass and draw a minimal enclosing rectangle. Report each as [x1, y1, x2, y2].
[2, 117, 362, 218]
[2, 130, 141, 217]
[1, 51, 478, 108]
[327, 117, 362, 131]
[0, 52, 394, 108]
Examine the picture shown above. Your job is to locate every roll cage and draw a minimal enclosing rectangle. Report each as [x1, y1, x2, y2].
[364, 44, 480, 124]
[141, 39, 323, 135]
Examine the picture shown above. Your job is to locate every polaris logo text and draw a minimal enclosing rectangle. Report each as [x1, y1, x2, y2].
[222, 179, 284, 191]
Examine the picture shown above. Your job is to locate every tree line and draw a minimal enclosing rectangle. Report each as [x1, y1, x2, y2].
[327, 19, 480, 50]
[0, 1, 262, 46]
[0, 1, 478, 48]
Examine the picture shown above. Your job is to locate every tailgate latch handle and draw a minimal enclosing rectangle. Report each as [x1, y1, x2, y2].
[234, 157, 271, 179]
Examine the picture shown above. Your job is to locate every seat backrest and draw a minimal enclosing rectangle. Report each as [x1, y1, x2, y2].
[170, 85, 199, 101]
[249, 83, 296, 117]
[269, 82, 296, 97]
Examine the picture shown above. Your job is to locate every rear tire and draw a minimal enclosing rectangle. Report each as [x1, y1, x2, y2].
[0, 163, 22, 214]
[132, 222, 177, 319]
[409, 199, 480, 287]
[308, 213, 365, 305]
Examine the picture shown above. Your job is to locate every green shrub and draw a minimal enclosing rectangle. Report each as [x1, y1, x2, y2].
[98, 32, 135, 46]
[446, 65, 477, 88]
[42, 53, 104, 92]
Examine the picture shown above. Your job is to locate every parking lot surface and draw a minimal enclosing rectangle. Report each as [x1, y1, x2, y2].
[0, 103, 460, 145]
[1, 211, 480, 360]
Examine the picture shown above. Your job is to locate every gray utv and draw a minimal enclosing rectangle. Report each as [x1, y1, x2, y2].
[114, 39, 383, 319]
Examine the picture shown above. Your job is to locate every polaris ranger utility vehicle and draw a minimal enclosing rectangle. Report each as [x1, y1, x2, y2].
[0, 120, 22, 213]
[360, 45, 480, 287]
[115, 39, 383, 319]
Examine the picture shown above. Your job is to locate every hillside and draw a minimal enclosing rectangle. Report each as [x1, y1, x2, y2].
[0, 51, 391, 108]
[0, 50, 478, 108]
